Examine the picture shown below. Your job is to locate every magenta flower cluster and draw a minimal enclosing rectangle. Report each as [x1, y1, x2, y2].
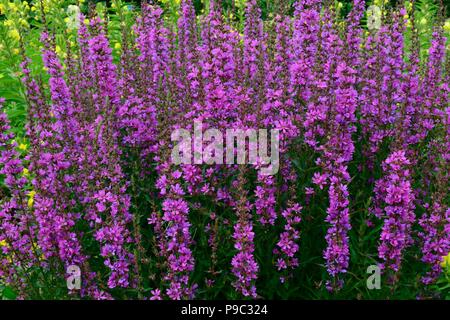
[0, 0, 448, 299]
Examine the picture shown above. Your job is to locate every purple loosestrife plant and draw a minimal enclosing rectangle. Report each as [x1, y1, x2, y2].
[40, 32, 89, 287]
[360, 11, 406, 166]
[418, 76, 450, 285]
[0, 99, 41, 298]
[302, 3, 361, 290]
[373, 150, 415, 277]
[0, 0, 449, 300]
[79, 18, 134, 290]
[231, 166, 258, 298]
[275, 203, 302, 282]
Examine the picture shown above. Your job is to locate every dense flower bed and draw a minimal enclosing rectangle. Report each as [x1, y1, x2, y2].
[0, 0, 449, 299]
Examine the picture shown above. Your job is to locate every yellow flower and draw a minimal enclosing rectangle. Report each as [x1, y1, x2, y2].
[444, 20, 450, 33]
[0, 240, 7, 247]
[84, 18, 90, 25]
[22, 168, 29, 176]
[374, 0, 386, 6]
[114, 42, 121, 50]
[441, 253, 450, 269]
[13, 48, 20, 55]
[8, 29, 21, 41]
[4, 20, 14, 27]
[18, 143, 28, 151]
[28, 190, 36, 208]
[8, 3, 18, 12]
[19, 18, 29, 28]
[235, 0, 246, 9]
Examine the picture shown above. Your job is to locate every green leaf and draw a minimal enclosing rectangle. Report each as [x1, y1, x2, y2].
[2, 286, 17, 300]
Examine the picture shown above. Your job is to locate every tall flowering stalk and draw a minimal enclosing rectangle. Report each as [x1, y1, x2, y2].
[158, 173, 196, 299]
[121, 5, 169, 158]
[78, 18, 134, 290]
[419, 199, 450, 284]
[303, 3, 361, 290]
[360, 11, 406, 162]
[275, 201, 302, 282]
[370, 11, 447, 283]
[268, 14, 303, 279]
[373, 151, 415, 277]
[368, 14, 416, 280]
[243, 0, 279, 226]
[418, 46, 450, 284]
[290, 0, 321, 107]
[419, 28, 447, 139]
[39, 31, 88, 283]
[198, 0, 241, 128]
[231, 166, 258, 298]
[0, 98, 40, 298]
